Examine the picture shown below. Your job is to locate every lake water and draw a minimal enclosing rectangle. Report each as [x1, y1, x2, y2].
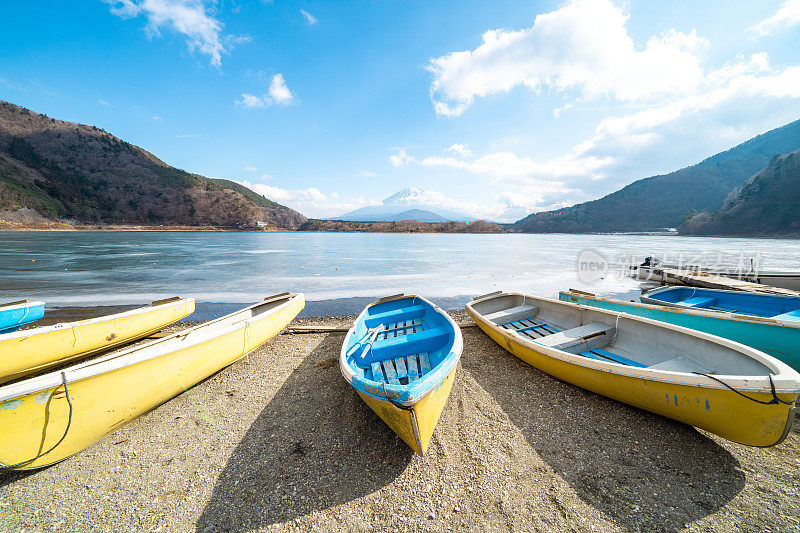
[0, 231, 798, 317]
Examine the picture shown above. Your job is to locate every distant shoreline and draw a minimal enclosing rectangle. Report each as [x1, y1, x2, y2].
[1, 223, 798, 239]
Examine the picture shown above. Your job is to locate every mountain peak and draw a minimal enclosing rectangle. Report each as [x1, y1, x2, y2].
[382, 187, 422, 205]
[335, 187, 476, 222]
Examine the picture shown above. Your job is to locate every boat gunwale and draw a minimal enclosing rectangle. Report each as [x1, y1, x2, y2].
[0, 301, 45, 313]
[468, 292, 800, 393]
[339, 294, 463, 407]
[0, 298, 195, 341]
[0, 293, 303, 402]
[567, 288, 800, 329]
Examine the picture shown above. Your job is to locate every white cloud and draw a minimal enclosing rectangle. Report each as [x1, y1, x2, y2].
[389, 149, 415, 167]
[152, 115, 164, 121]
[98, 99, 111, 106]
[268, 74, 294, 105]
[421, 150, 612, 181]
[237, 73, 294, 108]
[300, 9, 318, 25]
[103, 0, 245, 68]
[358, 171, 378, 177]
[426, 0, 707, 116]
[243, 163, 257, 172]
[751, 0, 800, 37]
[238, 180, 380, 218]
[577, 54, 800, 160]
[236, 93, 267, 108]
[447, 143, 472, 157]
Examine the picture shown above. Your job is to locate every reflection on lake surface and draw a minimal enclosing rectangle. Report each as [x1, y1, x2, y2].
[0, 231, 798, 315]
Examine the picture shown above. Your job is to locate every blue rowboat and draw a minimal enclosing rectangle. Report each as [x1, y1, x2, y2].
[559, 289, 800, 371]
[641, 286, 800, 321]
[340, 294, 462, 455]
[0, 300, 45, 333]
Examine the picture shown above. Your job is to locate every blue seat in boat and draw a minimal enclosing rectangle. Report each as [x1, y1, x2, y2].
[502, 318, 561, 338]
[772, 309, 800, 321]
[681, 297, 716, 307]
[365, 304, 427, 327]
[578, 348, 646, 368]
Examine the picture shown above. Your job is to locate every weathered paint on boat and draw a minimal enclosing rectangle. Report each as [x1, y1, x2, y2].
[0, 297, 195, 385]
[356, 367, 457, 454]
[0, 293, 304, 470]
[467, 292, 799, 447]
[0, 300, 45, 334]
[340, 295, 462, 455]
[559, 289, 800, 372]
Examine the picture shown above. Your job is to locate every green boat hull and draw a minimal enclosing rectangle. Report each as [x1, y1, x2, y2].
[559, 291, 800, 372]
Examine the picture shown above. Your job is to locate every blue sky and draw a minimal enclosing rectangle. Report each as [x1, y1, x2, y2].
[2, 0, 800, 221]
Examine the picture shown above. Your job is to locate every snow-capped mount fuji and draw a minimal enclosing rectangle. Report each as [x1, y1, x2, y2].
[333, 187, 475, 222]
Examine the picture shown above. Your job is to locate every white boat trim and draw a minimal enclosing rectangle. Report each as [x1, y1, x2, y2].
[0, 293, 302, 402]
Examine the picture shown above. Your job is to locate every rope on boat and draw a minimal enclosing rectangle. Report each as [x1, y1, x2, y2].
[1, 372, 74, 470]
[14, 305, 29, 327]
[692, 372, 796, 406]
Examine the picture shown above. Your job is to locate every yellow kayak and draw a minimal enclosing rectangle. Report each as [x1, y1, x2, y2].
[0, 292, 304, 470]
[0, 297, 195, 385]
[467, 291, 800, 447]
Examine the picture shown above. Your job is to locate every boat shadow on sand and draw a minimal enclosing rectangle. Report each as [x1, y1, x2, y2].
[195, 334, 413, 532]
[461, 333, 746, 532]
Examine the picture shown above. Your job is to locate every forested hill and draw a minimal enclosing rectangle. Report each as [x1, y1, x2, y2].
[0, 101, 306, 229]
[680, 149, 800, 237]
[513, 119, 800, 233]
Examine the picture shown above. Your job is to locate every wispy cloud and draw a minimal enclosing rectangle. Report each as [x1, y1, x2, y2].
[102, 0, 248, 68]
[299, 9, 317, 25]
[0, 78, 26, 92]
[98, 99, 111, 106]
[357, 171, 378, 177]
[750, 0, 800, 37]
[237, 73, 294, 108]
[243, 163, 258, 172]
[176, 133, 202, 138]
[152, 115, 164, 121]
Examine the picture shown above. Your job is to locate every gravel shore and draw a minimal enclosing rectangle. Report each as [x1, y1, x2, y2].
[1, 311, 799, 532]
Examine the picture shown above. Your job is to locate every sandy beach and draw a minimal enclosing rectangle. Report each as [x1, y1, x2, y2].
[1, 311, 799, 532]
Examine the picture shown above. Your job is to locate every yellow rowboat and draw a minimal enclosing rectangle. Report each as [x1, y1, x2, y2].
[0, 297, 195, 385]
[0, 292, 304, 470]
[340, 294, 462, 455]
[466, 291, 800, 447]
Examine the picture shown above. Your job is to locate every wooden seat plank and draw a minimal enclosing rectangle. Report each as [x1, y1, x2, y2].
[371, 361, 385, 382]
[394, 357, 408, 380]
[419, 352, 431, 375]
[383, 360, 400, 384]
[406, 355, 420, 381]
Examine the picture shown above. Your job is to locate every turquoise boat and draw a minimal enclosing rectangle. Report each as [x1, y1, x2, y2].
[559, 289, 800, 372]
[641, 286, 800, 321]
[0, 300, 45, 333]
